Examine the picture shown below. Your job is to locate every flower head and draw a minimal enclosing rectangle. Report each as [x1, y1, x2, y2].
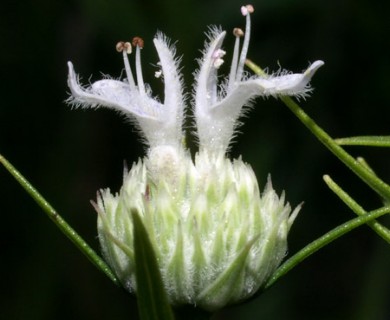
[95, 151, 300, 311]
[67, 5, 323, 311]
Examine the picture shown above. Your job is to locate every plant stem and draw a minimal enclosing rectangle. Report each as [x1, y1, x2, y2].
[246, 59, 390, 201]
[0, 153, 119, 285]
[280, 96, 390, 200]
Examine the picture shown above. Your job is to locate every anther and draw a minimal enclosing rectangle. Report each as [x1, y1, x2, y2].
[246, 5, 254, 13]
[132, 36, 144, 49]
[115, 41, 124, 52]
[213, 58, 224, 69]
[241, 4, 254, 16]
[116, 41, 132, 54]
[233, 28, 244, 37]
[212, 49, 226, 69]
[212, 49, 226, 59]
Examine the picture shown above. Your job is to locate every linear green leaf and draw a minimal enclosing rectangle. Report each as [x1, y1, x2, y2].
[264, 205, 390, 289]
[323, 174, 390, 244]
[0, 153, 119, 285]
[132, 210, 175, 320]
[335, 136, 390, 147]
[246, 60, 390, 201]
[281, 96, 390, 200]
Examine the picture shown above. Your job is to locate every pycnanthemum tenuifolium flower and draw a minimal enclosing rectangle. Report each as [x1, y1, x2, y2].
[67, 4, 323, 311]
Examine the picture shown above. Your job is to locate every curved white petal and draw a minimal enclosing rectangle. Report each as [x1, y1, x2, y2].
[67, 39, 185, 149]
[68, 61, 159, 120]
[91, 80, 133, 106]
[195, 61, 324, 153]
[68, 62, 128, 113]
[194, 30, 226, 117]
[253, 60, 325, 96]
[153, 34, 185, 146]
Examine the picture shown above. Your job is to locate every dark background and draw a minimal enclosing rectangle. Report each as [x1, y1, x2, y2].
[1, 0, 390, 319]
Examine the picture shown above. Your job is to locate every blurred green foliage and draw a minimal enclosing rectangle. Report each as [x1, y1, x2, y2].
[1, 0, 389, 319]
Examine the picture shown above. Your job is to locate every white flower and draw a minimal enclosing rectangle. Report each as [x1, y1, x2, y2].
[67, 6, 323, 155]
[194, 5, 323, 154]
[67, 4, 323, 311]
[67, 36, 185, 151]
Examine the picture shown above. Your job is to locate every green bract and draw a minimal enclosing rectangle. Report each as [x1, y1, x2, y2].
[95, 149, 299, 311]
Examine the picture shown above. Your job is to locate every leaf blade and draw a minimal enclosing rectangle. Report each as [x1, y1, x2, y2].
[335, 136, 390, 147]
[264, 205, 390, 289]
[132, 210, 175, 320]
[323, 174, 390, 244]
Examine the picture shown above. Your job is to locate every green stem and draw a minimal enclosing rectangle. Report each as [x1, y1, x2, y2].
[246, 59, 390, 201]
[323, 174, 390, 244]
[0, 153, 119, 285]
[264, 205, 390, 289]
[280, 96, 390, 200]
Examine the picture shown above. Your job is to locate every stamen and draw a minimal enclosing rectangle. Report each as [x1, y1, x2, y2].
[212, 49, 226, 69]
[236, 5, 254, 82]
[116, 41, 132, 54]
[116, 41, 136, 88]
[233, 28, 244, 37]
[228, 28, 244, 90]
[132, 36, 146, 96]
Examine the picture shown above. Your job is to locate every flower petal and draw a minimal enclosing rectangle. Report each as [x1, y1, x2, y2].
[253, 60, 325, 97]
[194, 30, 226, 116]
[153, 34, 185, 147]
[195, 61, 324, 153]
[68, 62, 126, 112]
[67, 57, 187, 149]
[67, 61, 160, 120]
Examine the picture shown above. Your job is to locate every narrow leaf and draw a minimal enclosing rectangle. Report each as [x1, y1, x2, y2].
[246, 60, 390, 201]
[323, 174, 390, 244]
[132, 210, 175, 320]
[335, 136, 390, 147]
[356, 157, 376, 175]
[264, 205, 390, 289]
[0, 153, 119, 285]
